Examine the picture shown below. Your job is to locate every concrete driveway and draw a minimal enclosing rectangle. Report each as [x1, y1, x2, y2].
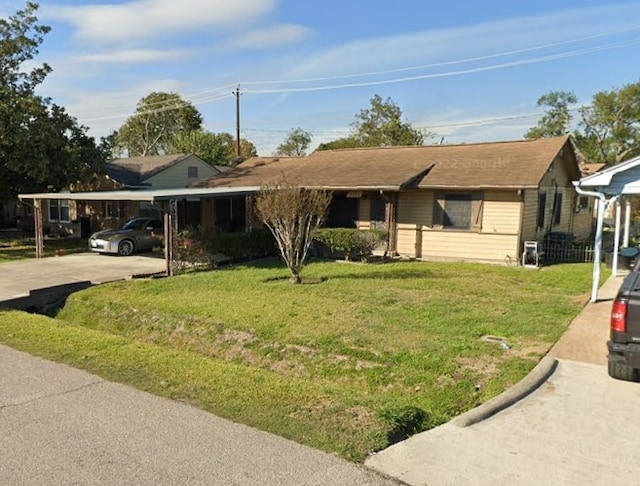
[367, 274, 640, 485]
[0, 252, 166, 303]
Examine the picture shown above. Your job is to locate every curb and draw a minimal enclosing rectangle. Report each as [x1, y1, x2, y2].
[453, 356, 558, 428]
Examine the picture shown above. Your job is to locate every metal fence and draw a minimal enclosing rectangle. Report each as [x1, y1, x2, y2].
[542, 242, 597, 263]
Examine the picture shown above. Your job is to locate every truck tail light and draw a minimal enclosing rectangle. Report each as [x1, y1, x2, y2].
[611, 299, 628, 333]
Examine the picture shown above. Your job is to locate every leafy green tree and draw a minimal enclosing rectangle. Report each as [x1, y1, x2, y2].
[316, 136, 361, 151]
[353, 94, 425, 147]
[525, 91, 578, 139]
[316, 95, 425, 151]
[0, 2, 104, 199]
[526, 82, 640, 165]
[168, 130, 257, 166]
[274, 127, 312, 156]
[579, 82, 640, 165]
[115, 92, 203, 156]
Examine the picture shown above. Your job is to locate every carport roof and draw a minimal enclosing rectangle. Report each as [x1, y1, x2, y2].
[18, 186, 261, 202]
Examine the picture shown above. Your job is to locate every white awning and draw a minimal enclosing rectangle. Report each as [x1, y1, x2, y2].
[18, 186, 262, 202]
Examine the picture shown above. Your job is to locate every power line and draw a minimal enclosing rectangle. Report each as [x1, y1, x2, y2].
[239, 24, 640, 87]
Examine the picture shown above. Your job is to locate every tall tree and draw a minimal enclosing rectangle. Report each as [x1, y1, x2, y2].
[274, 127, 312, 156]
[526, 82, 640, 165]
[168, 130, 257, 166]
[352, 94, 425, 147]
[579, 82, 640, 165]
[115, 92, 203, 156]
[315, 95, 425, 151]
[525, 91, 578, 139]
[0, 2, 104, 199]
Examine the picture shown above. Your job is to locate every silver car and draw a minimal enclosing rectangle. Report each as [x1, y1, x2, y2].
[89, 217, 164, 256]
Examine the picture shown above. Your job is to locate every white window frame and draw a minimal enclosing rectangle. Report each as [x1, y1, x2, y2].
[48, 199, 70, 223]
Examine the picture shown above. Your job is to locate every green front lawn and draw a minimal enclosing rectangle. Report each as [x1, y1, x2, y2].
[0, 259, 600, 461]
[0, 237, 89, 262]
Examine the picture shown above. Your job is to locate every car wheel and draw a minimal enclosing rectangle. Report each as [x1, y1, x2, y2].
[608, 360, 638, 382]
[117, 239, 135, 256]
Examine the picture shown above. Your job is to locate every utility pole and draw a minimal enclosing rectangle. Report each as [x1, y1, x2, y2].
[233, 86, 241, 157]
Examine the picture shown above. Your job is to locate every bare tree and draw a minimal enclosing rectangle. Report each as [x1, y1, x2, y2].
[255, 182, 331, 284]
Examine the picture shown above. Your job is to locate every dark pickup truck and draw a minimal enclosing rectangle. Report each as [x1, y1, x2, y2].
[608, 264, 640, 381]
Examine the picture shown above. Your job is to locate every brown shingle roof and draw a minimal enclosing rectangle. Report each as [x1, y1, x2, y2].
[193, 136, 575, 190]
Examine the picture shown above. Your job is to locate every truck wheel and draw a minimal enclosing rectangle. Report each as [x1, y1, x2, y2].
[608, 360, 638, 381]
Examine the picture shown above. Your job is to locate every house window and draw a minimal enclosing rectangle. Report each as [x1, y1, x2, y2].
[370, 194, 386, 229]
[537, 192, 547, 228]
[104, 201, 123, 218]
[48, 199, 70, 223]
[216, 197, 246, 232]
[579, 196, 589, 210]
[553, 193, 563, 225]
[433, 191, 483, 231]
[188, 166, 198, 179]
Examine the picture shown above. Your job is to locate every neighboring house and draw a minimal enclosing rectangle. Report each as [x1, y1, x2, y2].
[30, 154, 222, 236]
[192, 136, 591, 264]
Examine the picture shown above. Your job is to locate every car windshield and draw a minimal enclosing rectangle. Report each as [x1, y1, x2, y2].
[121, 219, 149, 231]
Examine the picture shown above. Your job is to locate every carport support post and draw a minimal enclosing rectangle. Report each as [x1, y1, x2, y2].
[613, 198, 622, 277]
[624, 197, 632, 247]
[34, 199, 44, 259]
[164, 207, 174, 277]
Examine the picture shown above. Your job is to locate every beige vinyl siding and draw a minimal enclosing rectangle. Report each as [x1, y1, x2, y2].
[520, 190, 539, 243]
[395, 190, 522, 262]
[396, 191, 432, 257]
[421, 231, 520, 262]
[421, 190, 521, 263]
[145, 155, 220, 188]
[356, 197, 371, 230]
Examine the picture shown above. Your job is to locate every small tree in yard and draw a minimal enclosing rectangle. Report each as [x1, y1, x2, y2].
[255, 183, 331, 284]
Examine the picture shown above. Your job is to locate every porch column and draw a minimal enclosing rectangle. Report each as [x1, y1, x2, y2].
[34, 199, 44, 259]
[245, 194, 253, 232]
[164, 200, 177, 277]
[623, 196, 632, 247]
[612, 198, 622, 277]
[384, 193, 398, 256]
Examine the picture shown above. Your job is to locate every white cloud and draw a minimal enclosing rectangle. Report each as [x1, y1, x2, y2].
[74, 48, 191, 64]
[223, 24, 312, 50]
[290, 2, 640, 78]
[43, 0, 277, 44]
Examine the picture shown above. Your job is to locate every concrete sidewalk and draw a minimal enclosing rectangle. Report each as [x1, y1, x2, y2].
[367, 274, 640, 485]
[547, 273, 624, 364]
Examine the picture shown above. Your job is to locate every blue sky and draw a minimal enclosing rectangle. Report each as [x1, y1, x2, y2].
[5, 0, 640, 155]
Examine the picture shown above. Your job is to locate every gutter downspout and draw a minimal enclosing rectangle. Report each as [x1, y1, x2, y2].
[573, 182, 609, 302]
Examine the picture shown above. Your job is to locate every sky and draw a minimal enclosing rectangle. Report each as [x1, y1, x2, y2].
[4, 0, 640, 155]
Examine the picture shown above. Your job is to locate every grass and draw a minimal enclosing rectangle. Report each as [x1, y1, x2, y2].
[0, 236, 89, 262]
[0, 258, 604, 461]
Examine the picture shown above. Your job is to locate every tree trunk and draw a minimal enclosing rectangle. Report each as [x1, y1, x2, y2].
[289, 271, 302, 284]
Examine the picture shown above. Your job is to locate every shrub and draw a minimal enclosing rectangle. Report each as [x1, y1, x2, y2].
[172, 227, 277, 273]
[313, 228, 388, 260]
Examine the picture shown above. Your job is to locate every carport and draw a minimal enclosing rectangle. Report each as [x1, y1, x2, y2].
[574, 154, 640, 302]
[18, 187, 260, 276]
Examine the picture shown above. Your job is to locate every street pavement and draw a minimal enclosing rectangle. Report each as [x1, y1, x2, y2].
[3, 254, 639, 485]
[0, 253, 401, 485]
[0, 344, 401, 486]
[367, 273, 640, 485]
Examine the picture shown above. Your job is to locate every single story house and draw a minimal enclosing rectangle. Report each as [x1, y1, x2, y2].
[191, 135, 592, 264]
[21, 153, 224, 236]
